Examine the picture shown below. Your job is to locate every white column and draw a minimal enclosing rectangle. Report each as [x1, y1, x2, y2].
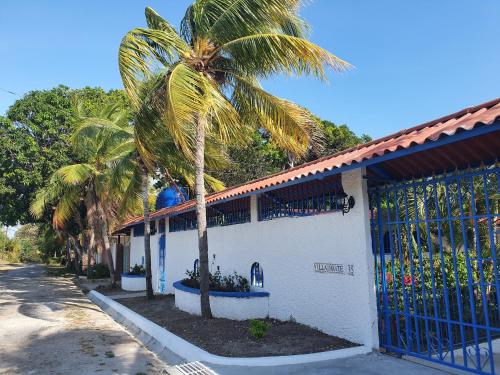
[342, 167, 379, 348]
[250, 195, 259, 223]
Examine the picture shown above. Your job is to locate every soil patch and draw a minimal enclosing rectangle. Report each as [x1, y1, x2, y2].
[119, 295, 358, 357]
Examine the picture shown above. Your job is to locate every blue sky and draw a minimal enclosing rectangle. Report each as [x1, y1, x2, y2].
[1, 0, 499, 138]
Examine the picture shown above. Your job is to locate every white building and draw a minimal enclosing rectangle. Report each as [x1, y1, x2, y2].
[113, 99, 500, 373]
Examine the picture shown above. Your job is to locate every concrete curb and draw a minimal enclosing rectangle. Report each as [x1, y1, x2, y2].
[89, 290, 372, 367]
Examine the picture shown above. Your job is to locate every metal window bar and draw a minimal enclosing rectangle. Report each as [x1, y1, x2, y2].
[370, 164, 499, 375]
[169, 197, 251, 232]
[257, 174, 343, 221]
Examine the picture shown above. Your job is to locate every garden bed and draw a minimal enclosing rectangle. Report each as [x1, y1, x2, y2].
[119, 295, 358, 357]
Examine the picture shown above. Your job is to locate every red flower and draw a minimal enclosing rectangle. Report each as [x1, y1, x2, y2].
[404, 275, 413, 286]
[386, 272, 393, 283]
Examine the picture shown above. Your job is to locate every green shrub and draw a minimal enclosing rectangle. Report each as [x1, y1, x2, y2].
[249, 319, 271, 339]
[128, 264, 145, 275]
[182, 269, 250, 292]
[88, 263, 110, 279]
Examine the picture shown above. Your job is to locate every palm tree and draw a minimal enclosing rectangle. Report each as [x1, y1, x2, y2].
[77, 96, 226, 299]
[31, 103, 131, 285]
[119, 1, 350, 317]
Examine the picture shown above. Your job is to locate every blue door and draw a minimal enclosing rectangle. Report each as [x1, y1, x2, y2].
[370, 165, 499, 375]
[158, 233, 167, 294]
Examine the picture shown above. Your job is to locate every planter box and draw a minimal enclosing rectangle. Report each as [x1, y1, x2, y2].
[173, 281, 270, 320]
[121, 273, 146, 291]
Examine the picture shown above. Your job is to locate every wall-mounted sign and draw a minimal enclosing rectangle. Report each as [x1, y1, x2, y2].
[314, 263, 355, 276]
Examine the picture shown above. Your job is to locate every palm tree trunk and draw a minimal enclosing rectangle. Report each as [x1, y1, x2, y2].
[86, 183, 116, 285]
[141, 163, 154, 299]
[69, 235, 82, 276]
[85, 189, 97, 278]
[95, 198, 115, 286]
[85, 229, 93, 278]
[65, 236, 71, 269]
[195, 115, 212, 318]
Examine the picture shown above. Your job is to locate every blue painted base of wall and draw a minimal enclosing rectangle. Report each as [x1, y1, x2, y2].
[173, 281, 269, 298]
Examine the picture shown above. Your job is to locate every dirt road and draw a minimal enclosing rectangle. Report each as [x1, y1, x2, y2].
[0, 264, 168, 375]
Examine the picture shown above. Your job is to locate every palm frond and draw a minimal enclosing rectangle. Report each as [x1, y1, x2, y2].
[223, 33, 351, 80]
[119, 27, 188, 108]
[52, 187, 82, 229]
[56, 164, 96, 185]
[231, 74, 321, 156]
[204, 0, 308, 43]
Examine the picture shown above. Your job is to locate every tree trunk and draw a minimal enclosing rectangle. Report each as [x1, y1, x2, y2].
[95, 198, 115, 286]
[164, 168, 186, 202]
[85, 184, 115, 285]
[141, 163, 154, 300]
[69, 234, 82, 276]
[65, 237, 71, 269]
[85, 189, 97, 278]
[195, 115, 212, 318]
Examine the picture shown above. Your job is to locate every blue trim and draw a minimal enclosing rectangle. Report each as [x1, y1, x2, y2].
[173, 281, 269, 298]
[121, 273, 146, 278]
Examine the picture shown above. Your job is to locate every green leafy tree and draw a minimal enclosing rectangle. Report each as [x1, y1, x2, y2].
[13, 224, 42, 263]
[119, 2, 350, 317]
[0, 86, 128, 225]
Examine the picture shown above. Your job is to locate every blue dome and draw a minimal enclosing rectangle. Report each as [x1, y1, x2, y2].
[155, 187, 188, 210]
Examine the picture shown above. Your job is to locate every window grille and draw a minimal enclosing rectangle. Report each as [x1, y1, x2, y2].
[133, 223, 144, 237]
[132, 222, 156, 236]
[169, 197, 251, 232]
[159, 219, 166, 233]
[257, 174, 344, 221]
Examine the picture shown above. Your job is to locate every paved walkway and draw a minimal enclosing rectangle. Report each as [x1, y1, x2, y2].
[0, 264, 168, 375]
[208, 353, 451, 375]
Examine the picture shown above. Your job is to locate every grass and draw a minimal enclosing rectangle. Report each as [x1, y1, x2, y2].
[45, 265, 75, 278]
[105, 350, 115, 358]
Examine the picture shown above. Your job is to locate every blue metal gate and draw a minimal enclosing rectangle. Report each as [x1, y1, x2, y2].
[370, 165, 499, 374]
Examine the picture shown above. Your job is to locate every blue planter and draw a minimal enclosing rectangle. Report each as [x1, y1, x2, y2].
[173, 280, 269, 298]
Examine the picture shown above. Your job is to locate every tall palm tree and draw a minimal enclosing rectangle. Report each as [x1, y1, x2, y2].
[77, 97, 226, 299]
[119, 1, 350, 317]
[99, 125, 224, 299]
[31, 103, 131, 285]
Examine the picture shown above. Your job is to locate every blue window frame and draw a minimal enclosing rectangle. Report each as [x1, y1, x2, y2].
[251, 262, 264, 288]
[257, 174, 344, 221]
[169, 197, 251, 232]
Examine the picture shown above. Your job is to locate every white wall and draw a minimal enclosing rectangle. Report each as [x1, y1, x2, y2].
[122, 275, 146, 291]
[128, 225, 160, 292]
[161, 169, 378, 347]
[174, 287, 270, 320]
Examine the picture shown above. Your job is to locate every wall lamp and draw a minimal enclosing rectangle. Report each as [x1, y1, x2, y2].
[335, 192, 355, 215]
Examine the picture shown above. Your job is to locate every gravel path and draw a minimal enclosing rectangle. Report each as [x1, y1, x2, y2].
[0, 264, 169, 375]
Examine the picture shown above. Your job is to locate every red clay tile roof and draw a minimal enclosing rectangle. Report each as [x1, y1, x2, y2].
[114, 98, 500, 232]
